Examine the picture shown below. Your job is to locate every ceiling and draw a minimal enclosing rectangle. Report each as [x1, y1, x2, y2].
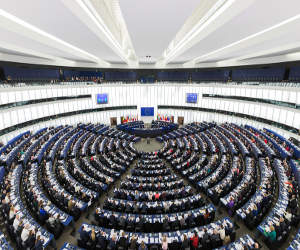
[1, 0, 300, 69]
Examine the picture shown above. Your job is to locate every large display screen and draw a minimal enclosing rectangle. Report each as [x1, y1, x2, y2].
[96, 94, 108, 104]
[141, 107, 154, 116]
[186, 93, 198, 103]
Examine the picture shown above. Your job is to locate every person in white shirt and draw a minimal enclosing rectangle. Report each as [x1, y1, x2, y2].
[219, 225, 226, 241]
[48, 215, 56, 227]
[9, 206, 15, 220]
[284, 211, 292, 222]
[4, 194, 10, 204]
[21, 224, 30, 242]
[13, 215, 20, 231]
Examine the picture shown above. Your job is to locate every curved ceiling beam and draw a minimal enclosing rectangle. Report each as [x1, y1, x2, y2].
[62, 0, 138, 67]
[156, 0, 256, 67]
[187, 14, 300, 66]
[0, 8, 110, 67]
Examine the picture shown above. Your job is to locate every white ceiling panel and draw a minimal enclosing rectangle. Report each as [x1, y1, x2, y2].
[176, 0, 300, 63]
[0, 0, 122, 63]
[119, 0, 200, 59]
[0, 0, 300, 68]
[0, 28, 85, 61]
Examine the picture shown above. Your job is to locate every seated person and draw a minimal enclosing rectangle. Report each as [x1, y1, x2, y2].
[39, 205, 49, 223]
[80, 225, 90, 242]
[263, 225, 276, 242]
[118, 231, 128, 248]
[190, 231, 199, 250]
[108, 234, 117, 250]
[34, 235, 44, 250]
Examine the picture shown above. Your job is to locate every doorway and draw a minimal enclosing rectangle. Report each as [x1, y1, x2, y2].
[110, 117, 117, 126]
[178, 116, 184, 125]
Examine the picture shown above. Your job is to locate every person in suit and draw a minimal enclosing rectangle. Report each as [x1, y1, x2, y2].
[25, 230, 36, 249]
[80, 226, 90, 242]
[139, 240, 148, 250]
[97, 230, 107, 249]
[119, 215, 126, 229]
[289, 195, 297, 213]
[34, 235, 44, 250]
[162, 216, 170, 231]
[127, 217, 135, 231]
[252, 204, 259, 217]
[181, 234, 190, 250]
[210, 229, 220, 245]
[133, 202, 139, 213]
[108, 234, 117, 250]
[136, 216, 144, 231]
[180, 216, 186, 229]
[274, 221, 282, 237]
[118, 231, 128, 248]
[201, 228, 209, 248]
[129, 234, 138, 250]
[109, 214, 117, 227]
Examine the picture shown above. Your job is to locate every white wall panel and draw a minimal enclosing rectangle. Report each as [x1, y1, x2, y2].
[276, 90, 283, 101]
[296, 92, 300, 105]
[40, 89, 47, 99]
[8, 92, 15, 103]
[293, 113, 300, 128]
[250, 88, 256, 98]
[269, 89, 276, 100]
[15, 91, 22, 102]
[273, 108, 280, 122]
[279, 110, 287, 125]
[266, 107, 273, 120]
[286, 111, 294, 127]
[0, 83, 299, 142]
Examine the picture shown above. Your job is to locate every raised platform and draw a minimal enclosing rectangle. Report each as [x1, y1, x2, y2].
[133, 138, 164, 152]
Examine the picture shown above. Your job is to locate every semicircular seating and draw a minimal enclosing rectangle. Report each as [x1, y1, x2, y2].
[0, 121, 298, 250]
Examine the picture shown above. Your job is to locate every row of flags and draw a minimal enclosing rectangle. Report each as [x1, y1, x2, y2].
[120, 114, 173, 123]
[121, 115, 139, 123]
[157, 114, 171, 121]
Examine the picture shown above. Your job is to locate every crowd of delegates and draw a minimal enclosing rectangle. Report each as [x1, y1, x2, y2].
[207, 156, 244, 205]
[1, 163, 48, 249]
[218, 234, 260, 250]
[95, 205, 214, 233]
[258, 159, 299, 246]
[154, 122, 299, 249]
[0, 123, 141, 249]
[222, 125, 299, 247]
[79, 218, 236, 250]
[221, 157, 257, 216]
[0, 121, 299, 249]
[288, 229, 300, 250]
[236, 157, 274, 229]
[77, 147, 239, 249]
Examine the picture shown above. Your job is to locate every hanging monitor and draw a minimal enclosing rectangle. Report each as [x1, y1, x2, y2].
[96, 93, 108, 104]
[186, 93, 198, 103]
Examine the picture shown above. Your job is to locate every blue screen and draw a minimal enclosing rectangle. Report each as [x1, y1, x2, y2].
[141, 107, 154, 116]
[97, 94, 108, 104]
[186, 93, 198, 103]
